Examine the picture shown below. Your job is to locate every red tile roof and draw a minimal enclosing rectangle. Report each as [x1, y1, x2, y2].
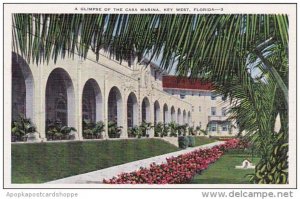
[162, 76, 213, 91]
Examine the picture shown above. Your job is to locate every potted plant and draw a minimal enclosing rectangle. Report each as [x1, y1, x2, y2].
[154, 122, 163, 137]
[46, 120, 77, 140]
[139, 121, 153, 137]
[169, 121, 178, 137]
[93, 121, 105, 139]
[128, 125, 139, 138]
[11, 114, 40, 142]
[162, 124, 170, 137]
[108, 121, 122, 138]
[82, 120, 96, 139]
[61, 126, 77, 140]
[46, 120, 62, 140]
[11, 120, 25, 142]
[24, 124, 40, 142]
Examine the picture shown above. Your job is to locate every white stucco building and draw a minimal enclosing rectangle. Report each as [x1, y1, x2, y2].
[11, 47, 238, 141]
[162, 76, 238, 136]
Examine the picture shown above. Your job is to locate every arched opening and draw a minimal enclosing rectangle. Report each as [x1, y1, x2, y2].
[177, 108, 182, 125]
[141, 97, 150, 123]
[12, 53, 34, 121]
[127, 92, 138, 128]
[171, 106, 176, 122]
[163, 104, 169, 124]
[154, 101, 160, 124]
[188, 111, 191, 126]
[183, 110, 187, 124]
[46, 68, 75, 129]
[82, 79, 102, 122]
[108, 86, 122, 126]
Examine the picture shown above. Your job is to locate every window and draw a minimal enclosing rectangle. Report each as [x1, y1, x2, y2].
[222, 107, 226, 116]
[211, 107, 216, 116]
[211, 93, 217, 100]
[180, 91, 186, 99]
[199, 106, 201, 112]
[210, 123, 217, 132]
[222, 123, 228, 131]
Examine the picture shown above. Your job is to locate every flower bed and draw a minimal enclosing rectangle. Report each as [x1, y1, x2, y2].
[103, 139, 241, 184]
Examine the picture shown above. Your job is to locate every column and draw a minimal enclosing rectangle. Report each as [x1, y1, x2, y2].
[36, 63, 46, 141]
[75, 60, 82, 140]
[120, 91, 128, 138]
[103, 74, 109, 139]
[149, 99, 155, 137]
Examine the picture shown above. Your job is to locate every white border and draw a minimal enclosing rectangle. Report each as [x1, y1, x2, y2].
[2, 3, 297, 189]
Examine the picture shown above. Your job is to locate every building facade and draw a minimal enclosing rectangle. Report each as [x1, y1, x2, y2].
[11, 48, 237, 141]
[163, 76, 238, 136]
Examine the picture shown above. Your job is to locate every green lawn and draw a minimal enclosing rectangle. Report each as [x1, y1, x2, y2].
[194, 136, 218, 146]
[191, 150, 259, 184]
[12, 138, 178, 183]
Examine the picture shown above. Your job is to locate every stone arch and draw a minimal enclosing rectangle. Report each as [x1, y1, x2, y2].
[82, 78, 103, 122]
[12, 53, 35, 121]
[154, 100, 160, 124]
[127, 92, 138, 127]
[183, 110, 187, 124]
[188, 111, 192, 125]
[163, 103, 169, 124]
[108, 86, 123, 126]
[141, 97, 150, 122]
[45, 68, 75, 128]
[171, 106, 176, 122]
[177, 108, 182, 125]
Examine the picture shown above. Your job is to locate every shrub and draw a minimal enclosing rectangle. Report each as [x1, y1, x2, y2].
[162, 124, 170, 137]
[187, 136, 195, 147]
[169, 122, 178, 137]
[154, 122, 163, 137]
[178, 136, 189, 149]
[178, 124, 188, 136]
[82, 120, 104, 139]
[46, 120, 77, 140]
[12, 114, 37, 142]
[139, 122, 153, 137]
[128, 126, 140, 138]
[108, 121, 122, 138]
[188, 126, 194, 135]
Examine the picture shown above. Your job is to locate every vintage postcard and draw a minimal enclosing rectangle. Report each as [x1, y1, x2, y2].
[2, 3, 297, 190]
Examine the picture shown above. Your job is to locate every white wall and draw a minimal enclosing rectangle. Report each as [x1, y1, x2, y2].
[164, 88, 239, 136]
[12, 49, 193, 141]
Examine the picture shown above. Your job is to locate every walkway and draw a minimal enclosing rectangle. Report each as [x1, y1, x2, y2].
[46, 141, 225, 184]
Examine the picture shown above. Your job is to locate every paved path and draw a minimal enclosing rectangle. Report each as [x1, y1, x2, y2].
[46, 141, 225, 184]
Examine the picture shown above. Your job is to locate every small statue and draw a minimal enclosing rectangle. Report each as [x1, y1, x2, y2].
[235, 159, 255, 169]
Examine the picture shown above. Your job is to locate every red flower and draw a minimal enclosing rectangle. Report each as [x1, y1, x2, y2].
[103, 139, 241, 184]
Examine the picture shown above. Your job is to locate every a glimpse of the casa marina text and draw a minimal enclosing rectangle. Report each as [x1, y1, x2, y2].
[77, 7, 224, 12]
